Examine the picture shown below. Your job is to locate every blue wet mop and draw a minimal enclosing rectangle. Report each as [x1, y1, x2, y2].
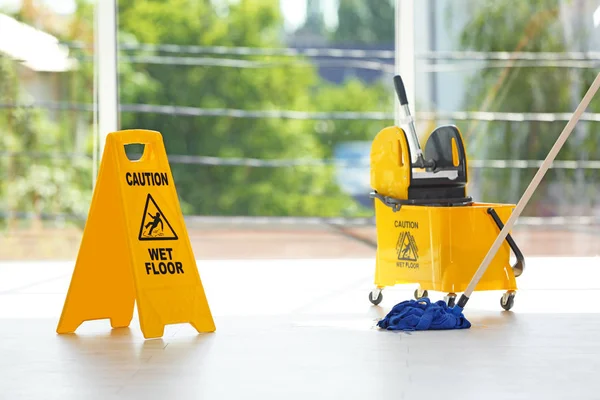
[377, 298, 470, 331]
[377, 71, 600, 331]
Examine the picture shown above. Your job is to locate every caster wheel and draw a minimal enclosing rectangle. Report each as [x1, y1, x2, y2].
[444, 293, 457, 307]
[500, 291, 516, 311]
[369, 290, 383, 306]
[414, 288, 428, 299]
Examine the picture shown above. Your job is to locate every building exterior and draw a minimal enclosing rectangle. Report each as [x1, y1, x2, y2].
[0, 12, 76, 120]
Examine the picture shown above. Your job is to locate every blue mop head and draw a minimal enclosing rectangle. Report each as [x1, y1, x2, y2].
[377, 297, 471, 331]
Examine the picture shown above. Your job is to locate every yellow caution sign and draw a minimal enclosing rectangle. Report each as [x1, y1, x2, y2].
[56, 129, 215, 339]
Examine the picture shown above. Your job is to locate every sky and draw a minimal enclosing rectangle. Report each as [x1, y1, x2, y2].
[0, 0, 76, 13]
[280, 0, 338, 31]
[0, 0, 339, 31]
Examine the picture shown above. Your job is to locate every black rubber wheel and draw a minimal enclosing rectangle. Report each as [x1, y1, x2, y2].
[369, 291, 383, 306]
[500, 293, 515, 311]
[414, 289, 429, 300]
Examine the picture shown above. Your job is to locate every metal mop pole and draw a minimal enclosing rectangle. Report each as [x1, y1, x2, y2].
[456, 72, 600, 310]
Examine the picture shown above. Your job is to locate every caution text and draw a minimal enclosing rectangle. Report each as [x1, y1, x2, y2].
[394, 220, 418, 229]
[126, 172, 169, 187]
[145, 247, 184, 275]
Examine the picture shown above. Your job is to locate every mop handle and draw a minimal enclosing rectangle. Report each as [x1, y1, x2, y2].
[457, 72, 600, 308]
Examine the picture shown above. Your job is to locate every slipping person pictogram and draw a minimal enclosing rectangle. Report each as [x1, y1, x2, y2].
[138, 193, 178, 241]
[401, 242, 412, 259]
[145, 212, 164, 237]
[396, 231, 418, 261]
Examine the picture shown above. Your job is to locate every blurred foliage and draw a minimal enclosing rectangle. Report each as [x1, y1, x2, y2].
[0, 0, 393, 220]
[311, 79, 392, 154]
[0, 56, 93, 228]
[453, 0, 600, 215]
[10, 0, 598, 221]
[116, 0, 389, 217]
[330, 0, 394, 45]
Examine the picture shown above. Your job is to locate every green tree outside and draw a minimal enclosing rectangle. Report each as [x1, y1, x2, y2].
[1, 0, 398, 222]
[451, 0, 600, 215]
[116, 0, 388, 217]
[330, 0, 394, 45]
[0, 55, 93, 229]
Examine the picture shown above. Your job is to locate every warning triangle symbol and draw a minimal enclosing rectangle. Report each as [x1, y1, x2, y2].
[138, 194, 178, 241]
[397, 231, 418, 261]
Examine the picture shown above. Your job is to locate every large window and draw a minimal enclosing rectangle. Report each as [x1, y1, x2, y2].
[1, 0, 598, 261]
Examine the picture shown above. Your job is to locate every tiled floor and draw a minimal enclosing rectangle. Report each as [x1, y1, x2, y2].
[1, 256, 600, 399]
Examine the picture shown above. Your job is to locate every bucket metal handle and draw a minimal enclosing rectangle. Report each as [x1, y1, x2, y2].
[370, 191, 473, 211]
[487, 208, 525, 277]
[370, 191, 403, 212]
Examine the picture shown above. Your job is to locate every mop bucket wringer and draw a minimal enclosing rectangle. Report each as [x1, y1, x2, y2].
[367, 122, 526, 311]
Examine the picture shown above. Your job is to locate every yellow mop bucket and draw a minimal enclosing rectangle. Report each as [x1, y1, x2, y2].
[367, 79, 525, 310]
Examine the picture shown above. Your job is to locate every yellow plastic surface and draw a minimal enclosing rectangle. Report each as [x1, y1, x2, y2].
[370, 125, 517, 293]
[373, 200, 517, 293]
[370, 126, 410, 200]
[451, 137, 459, 167]
[56, 129, 215, 339]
